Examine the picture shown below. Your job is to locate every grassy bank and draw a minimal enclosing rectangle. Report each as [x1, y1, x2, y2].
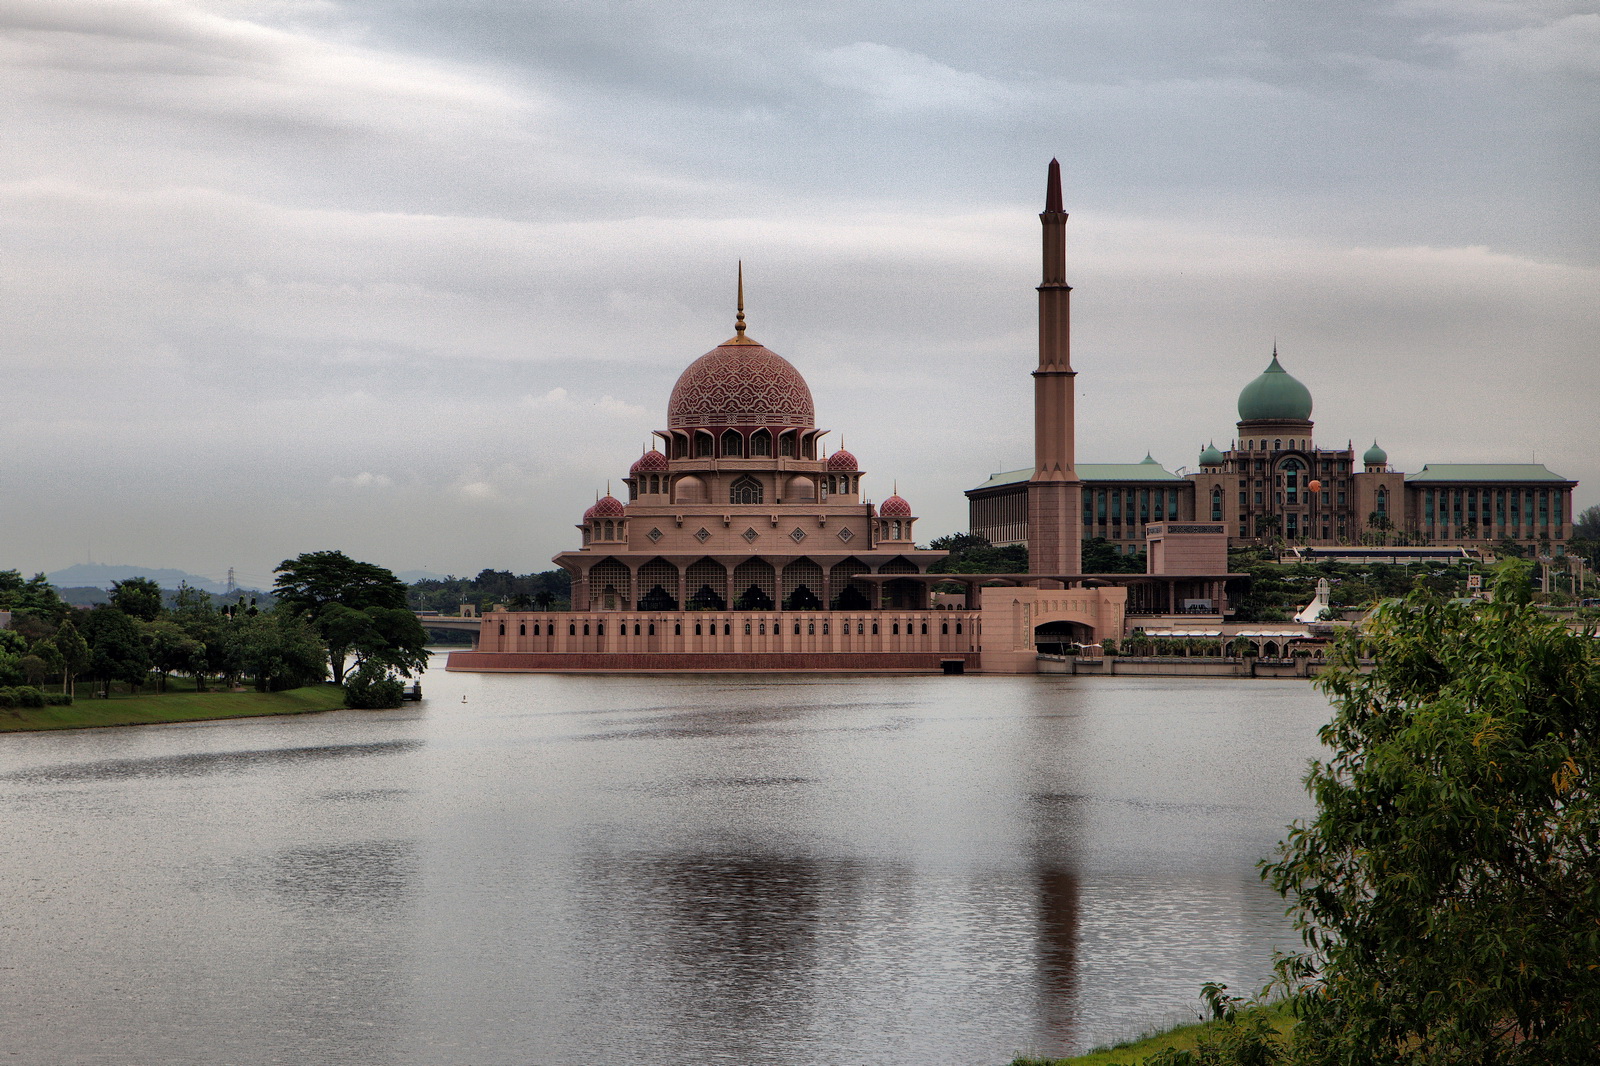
[1012, 1005, 1295, 1065]
[0, 683, 348, 732]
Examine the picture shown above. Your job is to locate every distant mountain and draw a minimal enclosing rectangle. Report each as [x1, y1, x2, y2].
[46, 564, 231, 594]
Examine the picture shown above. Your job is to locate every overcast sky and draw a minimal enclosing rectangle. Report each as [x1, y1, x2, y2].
[2, 0, 1595, 586]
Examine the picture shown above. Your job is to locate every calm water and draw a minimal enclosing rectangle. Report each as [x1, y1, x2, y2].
[0, 657, 1331, 1066]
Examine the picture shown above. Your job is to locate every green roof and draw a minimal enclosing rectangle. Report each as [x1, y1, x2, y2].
[1237, 353, 1313, 421]
[1406, 463, 1570, 483]
[970, 462, 1186, 491]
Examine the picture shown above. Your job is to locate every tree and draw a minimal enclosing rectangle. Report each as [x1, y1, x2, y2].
[274, 551, 425, 683]
[82, 606, 151, 696]
[1575, 503, 1600, 541]
[235, 611, 327, 692]
[109, 577, 163, 622]
[0, 570, 71, 626]
[342, 659, 405, 709]
[144, 620, 204, 692]
[1262, 564, 1600, 1063]
[55, 619, 89, 699]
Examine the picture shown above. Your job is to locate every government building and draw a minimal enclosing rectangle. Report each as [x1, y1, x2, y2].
[968, 351, 1577, 555]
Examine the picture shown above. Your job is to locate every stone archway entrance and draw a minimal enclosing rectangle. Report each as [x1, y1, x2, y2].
[1034, 620, 1093, 656]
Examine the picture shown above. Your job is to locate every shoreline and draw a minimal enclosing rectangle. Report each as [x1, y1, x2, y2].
[0, 684, 349, 733]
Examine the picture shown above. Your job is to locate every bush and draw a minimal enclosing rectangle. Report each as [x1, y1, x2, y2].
[343, 661, 405, 709]
[1263, 567, 1600, 1063]
[44, 692, 73, 706]
[0, 685, 47, 708]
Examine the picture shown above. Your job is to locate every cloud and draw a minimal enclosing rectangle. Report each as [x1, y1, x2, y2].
[1440, 12, 1600, 75]
[811, 42, 1013, 113]
[331, 472, 393, 489]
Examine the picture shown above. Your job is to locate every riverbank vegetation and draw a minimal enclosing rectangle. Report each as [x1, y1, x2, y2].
[1044, 561, 1599, 1064]
[0, 682, 347, 732]
[0, 551, 429, 728]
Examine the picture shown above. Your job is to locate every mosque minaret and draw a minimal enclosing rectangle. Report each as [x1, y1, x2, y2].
[1027, 158, 1083, 578]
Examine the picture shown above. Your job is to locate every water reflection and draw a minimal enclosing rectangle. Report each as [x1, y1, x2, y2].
[0, 668, 1329, 1065]
[5, 739, 423, 784]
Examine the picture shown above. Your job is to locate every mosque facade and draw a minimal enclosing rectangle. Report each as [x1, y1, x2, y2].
[969, 354, 1578, 555]
[449, 162, 1150, 674]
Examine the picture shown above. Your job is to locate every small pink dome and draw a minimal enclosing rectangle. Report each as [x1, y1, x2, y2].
[879, 494, 912, 517]
[826, 448, 858, 472]
[584, 494, 625, 520]
[630, 449, 668, 474]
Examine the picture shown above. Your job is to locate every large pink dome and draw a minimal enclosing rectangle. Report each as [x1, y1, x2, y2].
[667, 340, 815, 429]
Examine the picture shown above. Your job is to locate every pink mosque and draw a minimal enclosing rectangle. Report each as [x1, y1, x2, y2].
[447, 163, 1246, 674]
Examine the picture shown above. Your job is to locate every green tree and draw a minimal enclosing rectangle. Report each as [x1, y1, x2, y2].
[143, 620, 204, 692]
[0, 570, 71, 626]
[1262, 564, 1600, 1063]
[235, 611, 327, 692]
[1574, 503, 1600, 541]
[82, 606, 151, 696]
[274, 551, 426, 683]
[108, 577, 164, 622]
[54, 619, 89, 699]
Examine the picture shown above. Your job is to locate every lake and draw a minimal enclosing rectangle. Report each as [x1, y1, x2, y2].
[0, 658, 1331, 1065]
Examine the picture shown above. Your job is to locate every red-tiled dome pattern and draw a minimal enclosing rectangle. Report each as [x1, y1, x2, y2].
[879, 494, 912, 517]
[826, 448, 858, 472]
[584, 494, 625, 520]
[667, 342, 814, 429]
[630, 449, 668, 474]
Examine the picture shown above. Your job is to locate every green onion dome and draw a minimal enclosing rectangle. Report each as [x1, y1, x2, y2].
[1363, 441, 1388, 466]
[1237, 353, 1313, 421]
[1198, 442, 1225, 466]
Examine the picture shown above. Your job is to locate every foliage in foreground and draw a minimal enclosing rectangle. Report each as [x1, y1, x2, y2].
[1031, 567, 1599, 1066]
[1262, 564, 1600, 1064]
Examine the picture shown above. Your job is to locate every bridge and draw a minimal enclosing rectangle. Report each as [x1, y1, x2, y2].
[415, 613, 482, 634]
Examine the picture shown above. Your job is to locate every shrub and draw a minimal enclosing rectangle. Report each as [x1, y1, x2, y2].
[343, 661, 405, 709]
[0, 685, 47, 708]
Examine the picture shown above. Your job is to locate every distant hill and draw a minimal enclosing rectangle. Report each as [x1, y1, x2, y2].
[47, 564, 231, 593]
[396, 570, 448, 584]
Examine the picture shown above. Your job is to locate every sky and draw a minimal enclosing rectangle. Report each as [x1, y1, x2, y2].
[2, 0, 1596, 587]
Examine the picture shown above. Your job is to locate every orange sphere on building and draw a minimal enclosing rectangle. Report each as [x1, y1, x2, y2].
[1308, 479, 1322, 493]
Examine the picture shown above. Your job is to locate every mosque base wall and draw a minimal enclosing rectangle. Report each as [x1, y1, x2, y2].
[454, 609, 982, 673]
[446, 651, 978, 673]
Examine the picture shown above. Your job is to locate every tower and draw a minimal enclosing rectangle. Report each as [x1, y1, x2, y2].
[1027, 158, 1082, 576]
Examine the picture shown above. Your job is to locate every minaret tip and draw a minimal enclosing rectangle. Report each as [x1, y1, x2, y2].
[1045, 158, 1063, 214]
[735, 260, 746, 337]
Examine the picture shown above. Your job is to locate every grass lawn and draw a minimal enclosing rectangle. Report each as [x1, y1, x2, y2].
[1011, 1006, 1295, 1065]
[0, 683, 348, 732]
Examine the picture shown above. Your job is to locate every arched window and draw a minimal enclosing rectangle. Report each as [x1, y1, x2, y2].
[730, 475, 763, 505]
[1211, 487, 1224, 521]
[583, 624, 590, 635]
[695, 623, 702, 635]
[779, 433, 795, 457]
[794, 622, 801, 635]
[872, 623, 879, 635]
[596, 623, 604, 635]
[892, 623, 900, 635]
[695, 433, 713, 458]
[649, 475, 660, 494]
[603, 520, 614, 539]
[1377, 487, 1388, 516]
[744, 623, 752, 635]
[724, 623, 731, 635]
[648, 623, 656, 635]
[857, 622, 864, 634]
[921, 622, 928, 634]
[759, 622, 766, 635]
[720, 430, 743, 457]
[633, 623, 640, 635]
[750, 430, 772, 457]
[519, 623, 526, 635]
[674, 623, 681, 635]
[956, 622, 963, 634]
[569, 623, 576, 635]
[533, 624, 540, 636]
[942, 622, 949, 634]
[498, 622, 505, 635]
[1273, 439, 1282, 451]
[822, 622, 829, 635]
